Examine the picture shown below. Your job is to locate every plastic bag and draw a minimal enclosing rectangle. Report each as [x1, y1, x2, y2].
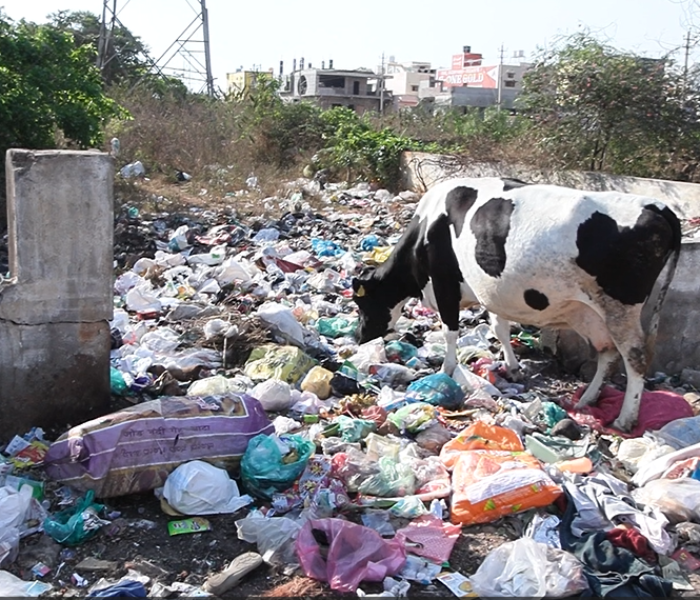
[387, 403, 438, 434]
[162, 460, 253, 515]
[357, 456, 416, 497]
[296, 518, 406, 593]
[241, 434, 315, 499]
[236, 510, 301, 565]
[43, 490, 106, 546]
[632, 478, 700, 523]
[449, 450, 561, 525]
[256, 302, 305, 346]
[0, 570, 52, 596]
[186, 375, 240, 396]
[347, 338, 387, 373]
[317, 317, 357, 338]
[110, 367, 128, 395]
[244, 344, 316, 384]
[470, 538, 588, 598]
[394, 515, 461, 563]
[251, 379, 293, 412]
[452, 364, 503, 397]
[656, 416, 700, 449]
[385, 340, 418, 363]
[405, 373, 464, 409]
[301, 366, 334, 400]
[617, 435, 675, 474]
[0, 485, 33, 566]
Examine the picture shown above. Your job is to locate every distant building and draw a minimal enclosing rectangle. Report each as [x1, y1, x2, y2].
[383, 59, 440, 110]
[425, 45, 532, 111]
[225, 69, 273, 95]
[278, 64, 390, 114]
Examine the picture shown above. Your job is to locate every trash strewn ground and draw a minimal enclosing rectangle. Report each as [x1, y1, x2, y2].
[3, 176, 700, 598]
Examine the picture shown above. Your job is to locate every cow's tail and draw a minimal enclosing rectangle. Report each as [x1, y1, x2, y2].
[645, 207, 682, 366]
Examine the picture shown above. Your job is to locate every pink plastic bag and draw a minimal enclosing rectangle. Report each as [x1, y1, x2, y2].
[296, 518, 406, 592]
[395, 515, 461, 563]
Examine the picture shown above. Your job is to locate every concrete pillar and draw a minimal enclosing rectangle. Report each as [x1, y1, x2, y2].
[0, 150, 113, 440]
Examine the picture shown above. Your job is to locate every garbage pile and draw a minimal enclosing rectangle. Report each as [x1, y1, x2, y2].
[3, 178, 700, 598]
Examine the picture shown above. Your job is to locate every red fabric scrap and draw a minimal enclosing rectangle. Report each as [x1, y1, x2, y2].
[606, 527, 656, 564]
[563, 385, 693, 438]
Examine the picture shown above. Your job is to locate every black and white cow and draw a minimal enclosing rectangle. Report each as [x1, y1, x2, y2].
[352, 177, 681, 432]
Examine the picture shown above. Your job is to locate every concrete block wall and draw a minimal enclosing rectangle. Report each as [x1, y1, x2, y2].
[400, 152, 700, 377]
[401, 151, 700, 219]
[0, 150, 114, 440]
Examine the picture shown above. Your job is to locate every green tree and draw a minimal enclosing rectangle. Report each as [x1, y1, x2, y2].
[49, 10, 149, 86]
[518, 33, 700, 177]
[0, 13, 126, 152]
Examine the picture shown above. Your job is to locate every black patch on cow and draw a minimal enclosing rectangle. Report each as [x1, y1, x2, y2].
[575, 207, 678, 305]
[445, 186, 478, 237]
[524, 288, 549, 311]
[426, 214, 464, 331]
[502, 178, 529, 191]
[470, 197, 514, 278]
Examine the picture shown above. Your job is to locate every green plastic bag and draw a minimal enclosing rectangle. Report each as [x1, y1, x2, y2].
[110, 367, 128, 395]
[358, 456, 416, 497]
[317, 317, 358, 338]
[241, 434, 315, 499]
[43, 490, 105, 546]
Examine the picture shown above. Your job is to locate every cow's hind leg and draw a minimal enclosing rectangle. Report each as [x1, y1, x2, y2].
[564, 304, 619, 408]
[606, 309, 647, 432]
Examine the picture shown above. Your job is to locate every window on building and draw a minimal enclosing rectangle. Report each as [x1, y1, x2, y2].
[348, 104, 355, 111]
[411, 85, 419, 92]
[319, 75, 345, 88]
[353, 81, 360, 94]
[506, 71, 515, 79]
[504, 80, 516, 88]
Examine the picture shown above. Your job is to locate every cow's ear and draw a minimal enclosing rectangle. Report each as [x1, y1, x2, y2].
[352, 277, 372, 297]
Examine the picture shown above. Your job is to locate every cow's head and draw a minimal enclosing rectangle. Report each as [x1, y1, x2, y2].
[352, 268, 394, 343]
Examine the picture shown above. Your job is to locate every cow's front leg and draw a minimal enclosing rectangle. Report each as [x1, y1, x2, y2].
[442, 324, 459, 376]
[490, 313, 520, 379]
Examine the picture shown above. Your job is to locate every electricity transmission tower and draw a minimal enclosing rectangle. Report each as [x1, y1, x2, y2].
[97, 0, 215, 97]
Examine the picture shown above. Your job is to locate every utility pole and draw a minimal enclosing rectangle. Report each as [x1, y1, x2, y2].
[683, 30, 692, 98]
[379, 52, 385, 115]
[201, 0, 215, 97]
[497, 43, 505, 112]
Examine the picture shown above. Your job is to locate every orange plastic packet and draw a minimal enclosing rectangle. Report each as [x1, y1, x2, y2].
[440, 421, 524, 469]
[450, 450, 562, 525]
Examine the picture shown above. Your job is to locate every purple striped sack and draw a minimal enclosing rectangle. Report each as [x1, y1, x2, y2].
[44, 394, 273, 498]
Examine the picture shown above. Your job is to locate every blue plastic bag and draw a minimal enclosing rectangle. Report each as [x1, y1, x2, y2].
[405, 373, 464, 409]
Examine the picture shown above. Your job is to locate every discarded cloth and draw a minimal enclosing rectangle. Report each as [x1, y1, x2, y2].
[565, 386, 693, 438]
[560, 490, 673, 598]
[564, 472, 673, 555]
[606, 527, 656, 564]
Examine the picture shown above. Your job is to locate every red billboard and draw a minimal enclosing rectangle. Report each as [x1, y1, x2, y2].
[436, 65, 499, 89]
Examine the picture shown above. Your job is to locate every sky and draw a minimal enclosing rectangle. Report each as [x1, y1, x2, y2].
[1, 0, 699, 93]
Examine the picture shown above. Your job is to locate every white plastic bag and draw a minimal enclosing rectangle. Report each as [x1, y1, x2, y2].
[633, 440, 700, 487]
[251, 379, 293, 412]
[452, 364, 502, 397]
[235, 511, 301, 565]
[632, 478, 700, 524]
[348, 338, 387, 373]
[186, 375, 239, 396]
[470, 538, 588, 598]
[617, 435, 675, 474]
[256, 302, 305, 346]
[0, 570, 52, 596]
[162, 460, 253, 515]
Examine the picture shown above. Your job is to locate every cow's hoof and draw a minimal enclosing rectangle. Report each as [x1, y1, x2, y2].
[575, 389, 598, 409]
[612, 416, 635, 433]
[505, 367, 523, 382]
